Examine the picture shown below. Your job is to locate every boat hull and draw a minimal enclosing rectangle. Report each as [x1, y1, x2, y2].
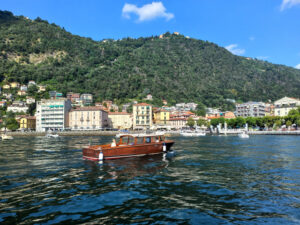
[83, 141, 174, 161]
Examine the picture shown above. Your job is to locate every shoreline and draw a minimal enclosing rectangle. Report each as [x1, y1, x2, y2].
[4, 130, 300, 137]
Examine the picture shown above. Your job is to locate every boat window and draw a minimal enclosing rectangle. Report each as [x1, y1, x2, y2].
[128, 136, 135, 145]
[145, 137, 151, 143]
[121, 136, 129, 145]
[155, 136, 160, 142]
[136, 137, 144, 144]
[160, 136, 165, 141]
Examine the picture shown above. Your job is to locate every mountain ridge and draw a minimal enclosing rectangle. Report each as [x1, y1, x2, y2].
[0, 10, 300, 110]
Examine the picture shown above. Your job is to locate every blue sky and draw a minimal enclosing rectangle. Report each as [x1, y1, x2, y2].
[1, 0, 300, 68]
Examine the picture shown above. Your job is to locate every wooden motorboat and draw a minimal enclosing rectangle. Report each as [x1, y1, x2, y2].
[83, 134, 175, 161]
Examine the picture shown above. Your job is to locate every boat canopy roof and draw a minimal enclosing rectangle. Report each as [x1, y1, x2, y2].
[119, 134, 163, 138]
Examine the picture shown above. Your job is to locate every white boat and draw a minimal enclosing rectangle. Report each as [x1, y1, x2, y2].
[180, 130, 206, 137]
[46, 133, 59, 138]
[1, 134, 14, 140]
[45, 130, 59, 138]
[238, 132, 249, 138]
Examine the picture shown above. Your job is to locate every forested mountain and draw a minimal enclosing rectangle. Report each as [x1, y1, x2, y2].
[1, 10, 300, 109]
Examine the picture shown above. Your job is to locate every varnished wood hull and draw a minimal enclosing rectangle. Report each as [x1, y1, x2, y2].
[83, 141, 174, 161]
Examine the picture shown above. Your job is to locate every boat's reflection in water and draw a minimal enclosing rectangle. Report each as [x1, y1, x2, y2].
[84, 153, 174, 180]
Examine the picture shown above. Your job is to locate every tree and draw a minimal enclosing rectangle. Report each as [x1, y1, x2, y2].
[2, 118, 19, 131]
[27, 85, 38, 96]
[288, 109, 299, 116]
[195, 102, 206, 116]
[286, 120, 292, 128]
[197, 119, 207, 127]
[186, 117, 195, 128]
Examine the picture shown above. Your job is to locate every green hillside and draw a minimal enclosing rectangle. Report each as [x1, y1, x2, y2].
[1, 10, 300, 110]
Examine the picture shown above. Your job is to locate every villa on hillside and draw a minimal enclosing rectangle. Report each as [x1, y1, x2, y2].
[274, 97, 300, 116]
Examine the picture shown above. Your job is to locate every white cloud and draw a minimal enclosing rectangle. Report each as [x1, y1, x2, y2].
[280, 0, 300, 11]
[225, 44, 245, 55]
[295, 64, 300, 69]
[249, 36, 255, 41]
[122, 2, 174, 22]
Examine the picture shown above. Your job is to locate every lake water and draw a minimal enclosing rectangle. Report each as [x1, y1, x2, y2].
[0, 135, 300, 224]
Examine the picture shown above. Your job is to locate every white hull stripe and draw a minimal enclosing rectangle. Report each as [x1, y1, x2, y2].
[83, 152, 163, 161]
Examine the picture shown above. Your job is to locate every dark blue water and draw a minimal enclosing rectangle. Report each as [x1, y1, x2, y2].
[1, 135, 300, 224]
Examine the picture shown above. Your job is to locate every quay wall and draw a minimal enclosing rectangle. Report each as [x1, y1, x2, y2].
[5, 131, 118, 137]
[248, 130, 300, 135]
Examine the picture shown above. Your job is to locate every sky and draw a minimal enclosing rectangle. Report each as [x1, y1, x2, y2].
[1, 0, 300, 69]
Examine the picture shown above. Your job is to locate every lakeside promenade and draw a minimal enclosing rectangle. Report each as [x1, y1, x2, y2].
[4, 130, 300, 137]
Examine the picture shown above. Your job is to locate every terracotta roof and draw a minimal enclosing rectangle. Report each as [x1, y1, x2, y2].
[170, 117, 187, 121]
[133, 103, 151, 106]
[108, 112, 131, 115]
[70, 106, 105, 112]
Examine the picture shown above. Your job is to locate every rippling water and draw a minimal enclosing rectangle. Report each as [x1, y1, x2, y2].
[1, 135, 300, 224]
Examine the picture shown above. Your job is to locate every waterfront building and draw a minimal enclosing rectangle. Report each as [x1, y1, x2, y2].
[26, 97, 36, 104]
[7, 104, 29, 113]
[49, 91, 63, 99]
[38, 85, 46, 92]
[20, 85, 28, 91]
[0, 101, 7, 108]
[122, 103, 131, 112]
[108, 112, 132, 129]
[80, 94, 93, 105]
[28, 80, 36, 86]
[274, 97, 300, 116]
[3, 93, 13, 100]
[146, 94, 153, 101]
[68, 106, 108, 130]
[3, 84, 10, 90]
[17, 90, 27, 96]
[175, 102, 198, 111]
[169, 117, 188, 130]
[20, 116, 36, 130]
[206, 111, 236, 120]
[67, 92, 80, 103]
[235, 102, 266, 117]
[133, 103, 153, 130]
[265, 103, 275, 116]
[153, 109, 170, 125]
[10, 82, 20, 88]
[35, 98, 72, 132]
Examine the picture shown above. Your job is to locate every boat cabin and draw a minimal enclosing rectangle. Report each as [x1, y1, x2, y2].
[118, 135, 165, 146]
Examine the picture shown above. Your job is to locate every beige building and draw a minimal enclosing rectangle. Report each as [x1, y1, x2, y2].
[169, 117, 188, 130]
[153, 109, 170, 125]
[10, 82, 20, 88]
[108, 112, 132, 129]
[133, 103, 153, 130]
[3, 84, 10, 89]
[20, 116, 36, 130]
[68, 106, 108, 130]
[274, 97, 300, 116]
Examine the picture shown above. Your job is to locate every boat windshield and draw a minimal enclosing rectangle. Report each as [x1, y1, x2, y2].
[120, 136, 135, 145]
[136, 137, 144, 144]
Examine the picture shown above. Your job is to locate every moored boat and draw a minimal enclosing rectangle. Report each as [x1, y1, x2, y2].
[82, 134, 175, 161]
[238, 131, 249, 138]
[180, 130, 206, 137]
[1, 134, 14, 140]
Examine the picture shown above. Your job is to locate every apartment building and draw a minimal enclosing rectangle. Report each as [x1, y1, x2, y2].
[133, 103, 153, 130]
[108, 112, 132, 129]
[274, 97, 300, 116]
[68, 106, 108, 130]
[35, 98, 72, 132]
[235, 102, 266, 117]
